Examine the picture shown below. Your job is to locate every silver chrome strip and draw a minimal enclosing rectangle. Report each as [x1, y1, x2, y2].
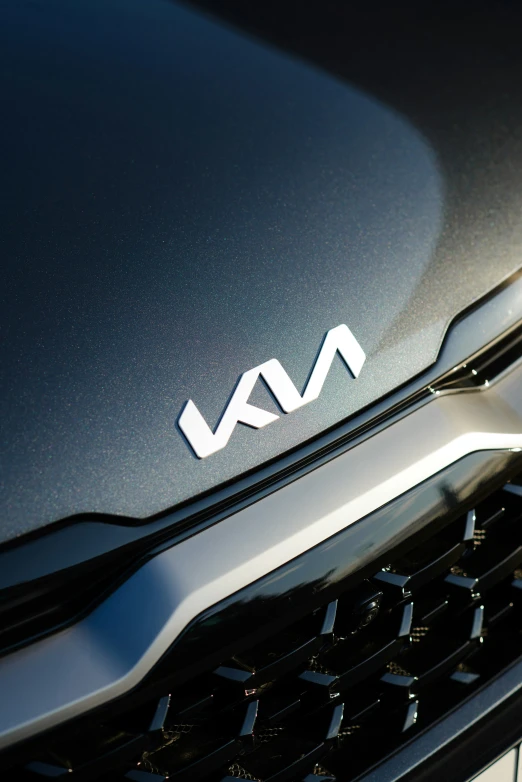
[2, 361, 522, 749]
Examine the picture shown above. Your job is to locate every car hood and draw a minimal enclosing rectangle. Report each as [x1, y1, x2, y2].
[1, 0, 522, 542]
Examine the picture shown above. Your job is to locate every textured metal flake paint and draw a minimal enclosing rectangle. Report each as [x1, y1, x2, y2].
[0, 0, 520, 540]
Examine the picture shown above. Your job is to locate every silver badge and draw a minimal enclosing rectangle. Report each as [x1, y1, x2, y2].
[178, 324, 365, 458]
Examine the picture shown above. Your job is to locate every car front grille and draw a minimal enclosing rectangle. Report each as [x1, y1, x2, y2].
[5, 453, 522, 782]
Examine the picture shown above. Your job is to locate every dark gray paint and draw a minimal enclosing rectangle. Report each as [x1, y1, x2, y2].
[1, 0, 522, 541]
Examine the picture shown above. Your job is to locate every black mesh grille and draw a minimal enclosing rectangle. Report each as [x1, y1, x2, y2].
[6, 476, 522, 782]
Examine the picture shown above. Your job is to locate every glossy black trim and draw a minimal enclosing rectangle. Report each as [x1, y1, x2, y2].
[356, 658, 522, 782]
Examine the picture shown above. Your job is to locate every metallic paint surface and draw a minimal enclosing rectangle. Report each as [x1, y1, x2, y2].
[1, 358, 522, 748]
[1, 0, 522, 537]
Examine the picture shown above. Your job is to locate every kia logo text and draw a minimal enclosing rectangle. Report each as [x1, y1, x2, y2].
[178, 324, 366, 458]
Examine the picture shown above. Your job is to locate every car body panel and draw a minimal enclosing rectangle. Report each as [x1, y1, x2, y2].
[2, 0, 522, 539]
